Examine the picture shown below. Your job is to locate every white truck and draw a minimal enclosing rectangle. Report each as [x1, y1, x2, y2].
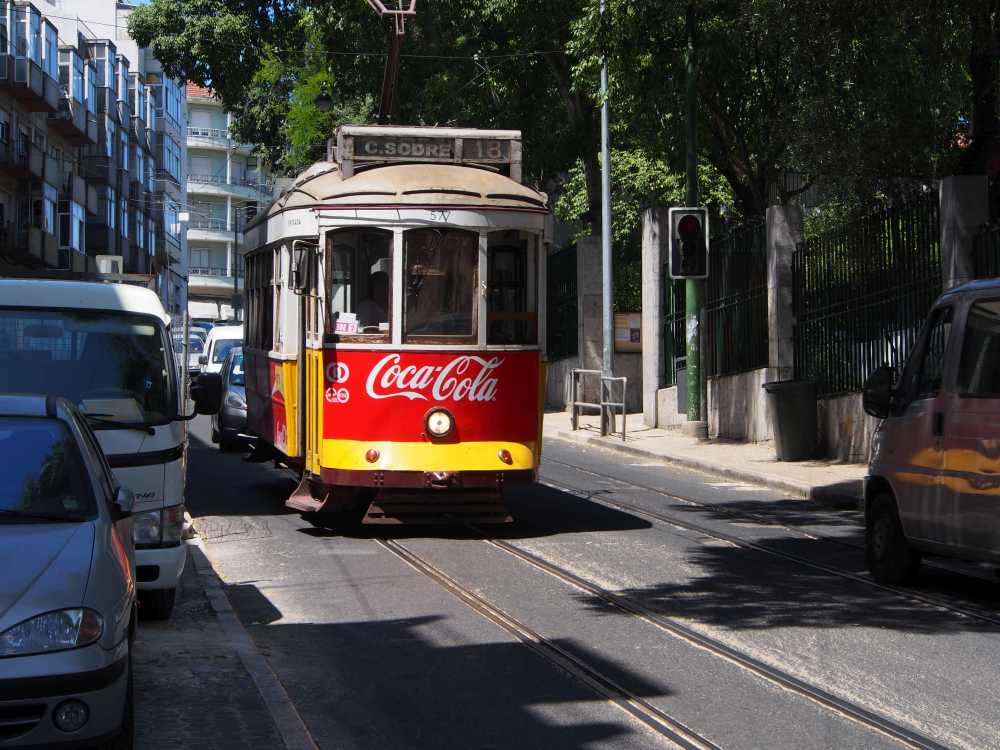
[0, 279, 215, 618]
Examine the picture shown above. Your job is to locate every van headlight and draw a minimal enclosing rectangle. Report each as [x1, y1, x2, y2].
[0, 609, 103, 657]
[134, 505, 185, 547]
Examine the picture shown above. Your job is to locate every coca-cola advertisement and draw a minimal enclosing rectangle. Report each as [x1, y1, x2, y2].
[322, 350, 540, 442]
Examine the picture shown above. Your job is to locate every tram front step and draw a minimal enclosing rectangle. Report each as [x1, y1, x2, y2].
[363, 491, 512, 525]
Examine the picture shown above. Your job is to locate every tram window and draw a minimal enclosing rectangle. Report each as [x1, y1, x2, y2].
[403, 228, 478, 342]
[326, 228, 392, 339]
[487, 231, 538, 345]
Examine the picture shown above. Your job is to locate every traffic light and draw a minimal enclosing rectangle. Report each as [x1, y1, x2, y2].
[668, 207, 709, 279]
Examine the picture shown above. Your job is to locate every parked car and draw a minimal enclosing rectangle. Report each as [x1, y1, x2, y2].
[863, 278, 1000, 583]
[190, 319, 216, 335]
[211, 347, 248, 452]
[189, 326, 209, 344]
[171, 334, 205, 381]
[0, 279, 218, 620]
[200, 325, 243, 377]
[0, 394, 136, 749]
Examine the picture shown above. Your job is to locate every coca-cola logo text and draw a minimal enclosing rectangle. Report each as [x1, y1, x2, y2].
[366, 354, 502, 402]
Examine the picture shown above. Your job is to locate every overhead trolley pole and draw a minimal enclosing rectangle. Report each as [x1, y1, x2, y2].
[365, 1, 418, 124]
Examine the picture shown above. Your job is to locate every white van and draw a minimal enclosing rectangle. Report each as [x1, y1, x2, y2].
[200, 324, 243, 376]
[0, 280, 213, 618]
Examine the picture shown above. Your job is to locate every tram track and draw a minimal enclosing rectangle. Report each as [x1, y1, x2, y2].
[540, 458, 1000, 631]
[473, 533, 953, 750]
[375, 537, 721, 750]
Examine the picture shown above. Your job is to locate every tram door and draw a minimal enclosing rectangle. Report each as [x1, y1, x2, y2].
[301, 244, 324, 475]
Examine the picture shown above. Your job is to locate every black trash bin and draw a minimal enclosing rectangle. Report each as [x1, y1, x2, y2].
[762, 380, 817, 461]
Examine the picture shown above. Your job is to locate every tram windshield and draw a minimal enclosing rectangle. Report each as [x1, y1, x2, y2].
[404, 228, 478, 342]
[327, 229, 392, 339]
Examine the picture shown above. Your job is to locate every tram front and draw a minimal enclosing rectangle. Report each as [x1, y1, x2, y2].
[244, 126, 550, 523]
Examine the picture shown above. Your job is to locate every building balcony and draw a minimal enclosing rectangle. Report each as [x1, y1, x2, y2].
[189, 267, 243, 296]
[83, 156, 122, 187]
[44, 151, 62, 190]
[0, 55, 59, 113]
[86, 221, 120, 255]
[48, 97, 98, 146]
[62, 172, 87, 206]
[0, 225, 60, 267]
[0, 141, 44, 181]
[186, 127, 253, 153]
[187, 173, 274, 201]
[93, 87, 120, 121]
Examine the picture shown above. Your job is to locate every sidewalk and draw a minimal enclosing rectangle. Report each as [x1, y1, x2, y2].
[544, 411, 866, 509]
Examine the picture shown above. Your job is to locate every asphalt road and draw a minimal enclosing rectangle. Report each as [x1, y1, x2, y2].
[184, 416, 1000, 750]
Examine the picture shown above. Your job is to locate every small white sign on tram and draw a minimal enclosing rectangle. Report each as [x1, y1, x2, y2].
[334, 125, 523, 183]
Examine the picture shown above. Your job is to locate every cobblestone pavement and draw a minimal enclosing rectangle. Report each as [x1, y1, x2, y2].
[133, 546, 284, 749]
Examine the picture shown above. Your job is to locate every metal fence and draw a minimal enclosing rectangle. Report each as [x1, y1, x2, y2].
[704, 222, 768, 377]
[972, 223, 1000, 278]
[793, 191, 941, 396]
[546, 244, 578, 360]
[662, 279, 686, 387]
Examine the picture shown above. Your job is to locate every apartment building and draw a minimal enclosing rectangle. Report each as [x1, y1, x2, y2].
[186, 81, 272, 322]
[0, 0, 188, 316]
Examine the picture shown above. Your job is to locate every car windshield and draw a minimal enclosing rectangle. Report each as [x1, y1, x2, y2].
[0, 308, 175, 426]
[229, 351, 245, 386]
[213, 338, 239, 364]
[0, 417, 95, 520]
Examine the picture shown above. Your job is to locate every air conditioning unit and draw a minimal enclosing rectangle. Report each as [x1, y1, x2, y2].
[96, 255, 124, 274]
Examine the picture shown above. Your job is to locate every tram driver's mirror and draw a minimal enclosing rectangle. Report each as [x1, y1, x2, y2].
[291, 244, 313, 293]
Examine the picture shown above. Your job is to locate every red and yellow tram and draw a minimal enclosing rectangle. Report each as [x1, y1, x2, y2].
[241, 126, 551, 522]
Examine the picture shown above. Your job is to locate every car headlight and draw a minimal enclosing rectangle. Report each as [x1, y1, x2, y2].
[0, 609, 103, 657]
[134, 505, 185, 547]
[425, 408, 454, 438]
[225, 392, 246, 409]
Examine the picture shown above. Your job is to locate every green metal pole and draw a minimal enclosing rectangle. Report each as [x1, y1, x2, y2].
[684, 3, 702, 424]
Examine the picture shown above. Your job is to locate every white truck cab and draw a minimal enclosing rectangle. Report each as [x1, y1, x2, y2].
[0, 279, 203, 618]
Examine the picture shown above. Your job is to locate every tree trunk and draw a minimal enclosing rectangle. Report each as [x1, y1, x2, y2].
[957, 4, 1000, 175]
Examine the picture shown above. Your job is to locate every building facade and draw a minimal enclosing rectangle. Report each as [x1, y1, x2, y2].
[186, 82, 272, 322]
[0, 0, 188, 317]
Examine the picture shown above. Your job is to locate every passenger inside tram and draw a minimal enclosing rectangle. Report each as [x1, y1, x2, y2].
[357, 271, 389, 332]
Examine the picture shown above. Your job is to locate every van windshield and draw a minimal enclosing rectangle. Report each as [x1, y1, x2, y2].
[0, 309, 175, 426]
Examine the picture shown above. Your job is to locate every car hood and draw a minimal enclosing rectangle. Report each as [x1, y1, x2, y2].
[0, 523, 95, 629]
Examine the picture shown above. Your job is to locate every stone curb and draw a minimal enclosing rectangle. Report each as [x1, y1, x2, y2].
[187, 538, 319, 750]
[551, 429, 862, 511]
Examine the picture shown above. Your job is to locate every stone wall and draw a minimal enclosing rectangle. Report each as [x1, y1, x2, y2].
[707, 368, 773, 442]
[544, 353, 642, 413]
[817, 393, 878, 463]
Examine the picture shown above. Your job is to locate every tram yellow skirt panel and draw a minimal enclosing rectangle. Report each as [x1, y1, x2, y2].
[319, 440, 538, 473]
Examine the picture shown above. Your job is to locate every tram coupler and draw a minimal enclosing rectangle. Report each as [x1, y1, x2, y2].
[361, 488, 512, 525]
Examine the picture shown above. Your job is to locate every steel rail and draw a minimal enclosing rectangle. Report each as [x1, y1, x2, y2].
[376, 537, 721, 750]
[477, 533, 951, 750]
[541, 458, 1000, 629]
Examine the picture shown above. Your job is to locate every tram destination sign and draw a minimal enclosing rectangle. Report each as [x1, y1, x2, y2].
[354, 135, 511, 163]
[336, 126, 523, 182]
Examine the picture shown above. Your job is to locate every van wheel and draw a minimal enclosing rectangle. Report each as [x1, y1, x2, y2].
[866, 494, 921, 584]
[99, 651, 134, 749]
[139, 587, 176, 620]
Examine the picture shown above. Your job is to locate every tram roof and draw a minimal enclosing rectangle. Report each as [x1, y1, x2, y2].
[259, 161, 549, 222]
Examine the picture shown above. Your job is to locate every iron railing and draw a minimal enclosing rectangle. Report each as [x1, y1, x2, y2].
[972, 223, 1000, 279]
[793, 191, 941, 396]
[662, 278, 686, 387]
[546, 244, 577, 360]
[704, 222, 768, 377]
[187, 173, 273, 197]
[190, 266, 229, 277]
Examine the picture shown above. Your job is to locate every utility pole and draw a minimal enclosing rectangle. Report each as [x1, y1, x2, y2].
[684, 2, 705, 435]
[599, 0, 614, 431]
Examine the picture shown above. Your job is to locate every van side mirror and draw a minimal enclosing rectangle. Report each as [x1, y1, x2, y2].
[198, 354, 208, 366]
[863, 365, 896, 419]
[191, 372, 223, 415]
[114, 486, 135, 518]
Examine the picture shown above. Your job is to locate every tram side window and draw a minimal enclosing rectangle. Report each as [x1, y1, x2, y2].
[246, 252, 273, 350]
[487, 230, 537, 345]
[404, 228, 478, 342]
[326, 228, 392, 339]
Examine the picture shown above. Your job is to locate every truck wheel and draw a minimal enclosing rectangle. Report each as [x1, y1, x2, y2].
[139, 587, 176, 620]
[866, 493, 921, 584]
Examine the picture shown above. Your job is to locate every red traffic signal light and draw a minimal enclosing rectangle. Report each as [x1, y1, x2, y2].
[668, 207, 709, 279]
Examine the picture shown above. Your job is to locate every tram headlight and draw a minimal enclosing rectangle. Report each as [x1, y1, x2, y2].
[425, 408, 454, 438]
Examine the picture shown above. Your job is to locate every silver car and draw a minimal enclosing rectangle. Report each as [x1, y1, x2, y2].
[0, 395, 136, 749]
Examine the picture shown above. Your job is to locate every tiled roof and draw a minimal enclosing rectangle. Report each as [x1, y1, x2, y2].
[186, 81, 215, 99]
